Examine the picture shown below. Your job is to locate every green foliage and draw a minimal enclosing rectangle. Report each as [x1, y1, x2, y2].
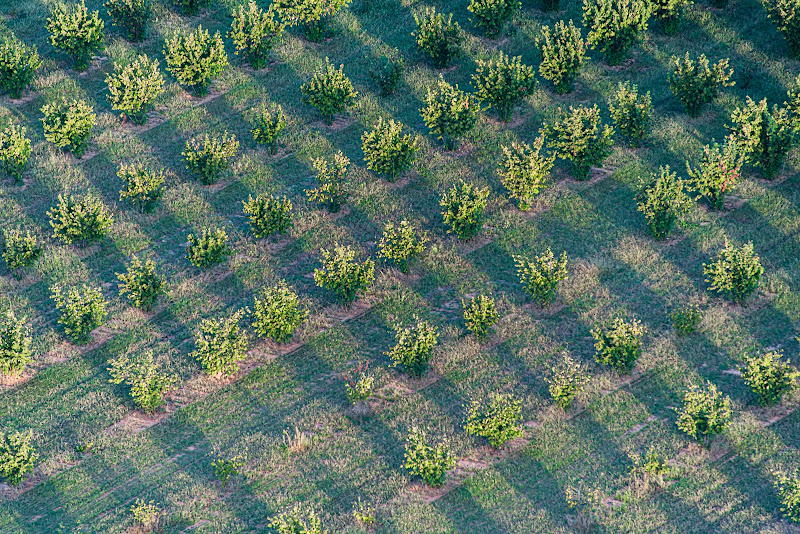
[774, 470, 800, 523]
[187, 227, 231, 268]
[182, 132, 239, 184]
[211, 455, 246, 487]
[243, 194, 293, 238]
[462, 294, 498, 340]
[361, 118, 419, 181]
[0, 430, 37, 486]
[251, 103, 286, 154]
[670, 304, 702, 336]
[467, 0, 520, 37]
[369, 54, 404, 97]
[306, 151, 350, 212]
[537, 20, 586, 94]
[48, 194, 114, 245]
[106, 54, 164, 125]
[40, 98, 96, 158]
[2, 229, 41, 271]
[300, 58, 357, 125]
[764, 0, 800, 57]
[0, 124, 31, 181]
[545, 353, 589, 409]
[191, 309, 248, 376]
[413, 7, 462, 69]
[163, 26, 228, 96]
[686, 136, 744, 210]
[251, 282, 308, 343]
[649, 0, 690, 34]
[591, 317, 645, 374]
[313, 245, 375, 305]
[268, 504, 328, 534]
[377, 219, 427, 273]
[635, 166, 692, 240]
[439, 180, 490, 239]
[668, 53, 734, 117]
[386, 319, 439, 377]
[105, 0, 149, 41]
[117, 163, 166, 213]
[0, 311, 32, 376]
[117, 255, 164, 310]
[130, 499, 160, 529]
[497, 135, 554, 210]
[352, 499, 375, 525]
[108, 351, 177, 412]
[51, 284, 108, 344]
[230, 2, 284, 69]
[730, 97, 796, 179]
[342, 361, 375, 404]
[703, 240, 764, 304]
[675, 381, 732, 446]
[609, 82, 651, 146]
[464, 393, 523, 448]
[472, 52, 536, 122]
[740, 351, 800, 405]
[403, 426, 456, 487]
[421, 76, 481, 151]
[46, 1, 104, 71]
[0, 37, 42, 98]
[514, 248, 568, 307]
[583, 0, 650, 65]
[175, 0, 209, 16]
[272, 0, 351, 41]
[544, 105, 614, 180]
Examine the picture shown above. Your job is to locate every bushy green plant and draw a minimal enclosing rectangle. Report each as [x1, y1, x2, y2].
[175, 0, 209, 16]
[182, 132, 239, 184]
[0, 311, 32, 376]
[413, 7, 462, 69]
[342, 361, 375, 404]
[774, 470, 800, 523]
[163, 26, 228, 96]
[0, 124, 31, 181]
[251, 103, 286, 154]
[704, 240, 763, 304]
[668, 53, 734, 117]
[230, 2, 284, 69]
[377, 219, 427, 273]
[440, 180, 490, 239]
[272, 0, 351, 41]
[0, 37, 42, 98]
[306, 151, 350, 212]
[117, 255, 164, 310]
[464, 393, 523, 448]
[740, 351, 800, 405]
[369, 54, 404, 97]
[106, 55, 163, 125]
[764, 0, 800, 57]
[497, 135, 554, 210]
[609, 82, 651, 146]
[105, 0, 149, 41]
[472, 52, 536, 122]
[187, 227, 231, 268]
[386, 319, 439, 377]
[2, 229, 41, 271]
[211, 455, 246, 487]
[514, 248, 568, 307]
[544, 105, 614, 180]
[191, 309, 248, 376]
[268, 504, 328, 534]
[313, 245, 375, 305]
[467, 0, 520, 37]
[108, 351, 177, 412]
[0, 430, 37, 486]
[243, 194, 293, 238]
[591, 317, 645, 374]
[649, 0, 690, 34]
[675, 381, 732, 446]
[730, 97, 796, 179]
[362, 118, 418, 181]
[251, 282, 308, 343]
[462, 294, 498, 340]
[46, 1, 104, 71]
[635, 166, 692, 240]
[117, 163, 166, 213]
[421, 76, 481, 151]
[130, 499, 160, 529]
[403, 426, 456, 487]
[583, 0, 650, 65]
[546, 353, 589, 409]
[670, 304, 702, 336]
[300, 58, 357, 125]
[51, 284, 108, 344]
[537, 20, 586, 94]
[48, 194, 113, 245]
[41, 98, 96, 158]
[686, 137, 744, 210]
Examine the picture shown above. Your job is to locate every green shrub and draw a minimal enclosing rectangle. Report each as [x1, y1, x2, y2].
[583, 0, 650, 65]
[164, 26, 228, 96]
[300, 58, 357, 125]
[440, 180, 490, 239]
[462, 294, 498, 340]
[117, 255, 164, 310]
[272, 0, 351, 42]
[730, 97, 796, 179]
[2, 229, 41, 271]
[362, 118, 418, 181]
[774, 470, 800, 523]
[313, 245, 375, 305]
[0, 37, 42, 98]
[537, 20, 586, 94]
[106, 54, 164, 125]
[609, 82, 651, 146]
[546, 353, 589, 409]
[635, 166, 692, 240]
[704, 240, 763, 304]
[498, 135, 554, 210]
[686, 137, 744, 210]
[108, 351, 177, 412]
[191, 309, 248, 376]
[176, 0, 209, 16]
[464, 393, 523, 448]
[117, 163, 166, 213]
[105, 0, 149, 41]
[649, 0, 690, 34]
[386, 319, 439, 377]
[670, 304, 702, 336]
[668, 53, 734, 117]
[130, 499, 160, 529]
[0, 311, 32, 376]
[46, 1, 104, 71]
[591, 317, 645, 374]
[243, 194, 293, 238]
[41, 98, 96, 158]
[369, 54, 404, 97]
[343, 361, 375, 404]
[421, 76, 481, 151]
[675, 381, 732, 446]
[268, 504, 328, 534]
[0, 124, 31, 181]
[51, 283, 108, 344]
[182, 132, 239, 184]
[48, 194, 113, 245]
[0, 430, 37, 486]
[467, 0, 520, 37]
[306, 151, 350, 213]
[764, 0, 800, 57]
[403, 426, 456, 487]
[740, 351, 800, 405]
[251, 282, 308, 343]
[472, 52, 536, 122]
[413, 7, 462, 69]
[251, 103, 286, 154]
[514, 248, 568, 307]
[211, 455, 246, 488]
[187, 227, 231, 268]
[230, 2, 284, 69]
[377, 219, 427, 273]
[544, 105, 614, 180]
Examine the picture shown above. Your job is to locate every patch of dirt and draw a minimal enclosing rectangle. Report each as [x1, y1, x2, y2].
[723, 195, 747, 210]
[313, 115, 355, 131]
[107, 411, 169, 434]
[486, 114, 526, 128]
[385, 173, 414, 190]
[124, 112, 168, 134]
[450, 141, 476, 158]
[77, 56, 109, 77]
[607, 58, 636, 72]
[74, 148, 100, 162]
[4, 90, 38, 105]
[190, 88, 224, 107]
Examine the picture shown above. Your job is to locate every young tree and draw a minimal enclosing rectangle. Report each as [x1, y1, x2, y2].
[609, 82, 651, 146]
[117, 255, 165, 310]
[377, 219, 427, 273]
[2, 229, 41, 272]
[544, 105, 614, 180]
[272, 0, 351, 42]
[268, 505, 329, 534]
[243, 194, 293, 238]
[41, 98, 96, 158]
[369, 54, 405, 97]
[420, 76, 481, 151]
[703, 240, 764, 304]
[649, 0, 690, 34]
[591, 317, 645, 374]
[545, 353, 589, 409]
[464, 393, 523, 448]
[51, 284, 108, 344]
[229, 2, 285, 69]
[313, 245, 375, 305]
[536, 20, 586, 94]
[497, 135, 554, 210]
[763, 0, 800, 57]
[386, 319, 439, 377]
[182, 132, 239, 184]
[675, 381, 732, 446]
[342, 362, 375, 405]
[306, 151, 350, 213]
[300, 58, 357, 125]
[187, 227, 231, 268]
[774, 470, 800, 523]
[46, 0, 104, 71]
[583, 0, 651, 66]
[190, 309, 248, 377]
[413, 7, 462, 69]
[514, 248, 568, 306]
[403, 426, 456, 487]
[635, 166, 692, 240]
[670, 304, 702, 336]
[117, 163, 166, 213]
[251, 103, 286, 154]
[105, 0, 150, 42]
[0, 124, 32, 181]
[0, 37, 42, 98]
[0, 430, 37, 486]
[462, 294, 498, 340]
[106, 54, 164, 125]
[472, 52, 537, 122]
[729, 97, 796, 179]
[0, 311, 32, 377]
[251, 282, 308, 343]
[467, 0, 521, 37]
[108, 352, 177, 412]
[440, 180, 491, 239]
[740, 351, 800, 405]
[362, 118, 418, 181]
[48, 194, 114, 245]
[668, 53, 734, 117]
[163, 26, 228, 96]
[686, 136, 744, 210]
